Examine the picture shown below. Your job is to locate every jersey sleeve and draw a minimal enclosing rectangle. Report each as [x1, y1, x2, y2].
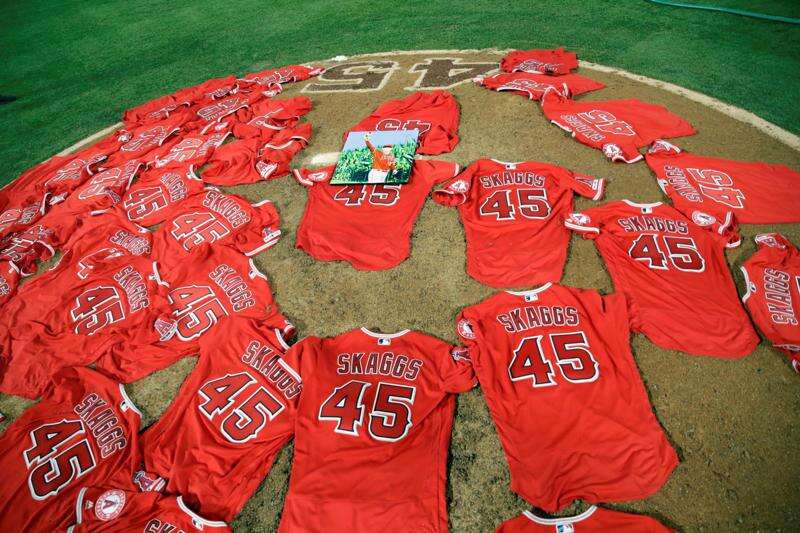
[600, 290, 640, 341]
[439, 344, 476, 394]
[235, 199, 282, 257]
[455, 306, 483, 364]
[564, 207, 602, 238]
[754, 232, 793, 253]
[563, 169, 605, 201]
[415, 159, 461, 186]
[432, 163, 476, 207]
[292, 165, 334, 188]
[690, 209, 741, 249]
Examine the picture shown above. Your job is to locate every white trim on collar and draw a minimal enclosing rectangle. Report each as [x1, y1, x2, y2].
[274, 328, 291, 351]
[523, 506, 598, 525]
[490, 159, 524, 165]
[118, 384, 143, 418]
[507, 282, 553, 298]
[176, 496, 229, 528]
[622, 199, 662, 209]
[360, 327, 410, 339]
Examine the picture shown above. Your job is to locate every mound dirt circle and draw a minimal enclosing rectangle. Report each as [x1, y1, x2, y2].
[3, 50, 798, 532]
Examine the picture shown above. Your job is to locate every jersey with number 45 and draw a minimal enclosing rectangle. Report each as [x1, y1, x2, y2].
[741, 233, 800, 372]
[278, 328, 475, 533]
[645, 140, 800, 224]
[121, 165, 205, 227]
[566, 200, 758, 357]
[293, 160, 459, 270]
[0, 367, 143, 532]
[457, 284, 678, 511]
[343, 90, 461, 155]
[541, 92, 696, 164]
[434, 159, 604, 287]
[0, 256, 173, 399]
[152, 244, 293, 360]
[151, 188, 281, 271]
[141, 317, 299, 522]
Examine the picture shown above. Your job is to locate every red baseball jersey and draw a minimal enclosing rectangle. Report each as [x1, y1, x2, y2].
[202, 123, 311, 185]
[0, 192, 49, 243]
[180, 75, 241, 106]
[123, 244, 293, 368]
[121, 165, 205, 226]
[1, 155, 76, 206]
[457, 285, 677, 511]
[501, 47, 579, 76]
[184, 91, 265, 134]
[0, 207, 149, 285]
[141, 317, 299, 521]
[0, 259, 22, 306]
[150, 188, 281, 271]
[55, 208, 152, 280]
[0, 367, 142, 532]
[434, 159, 605, 287]
[293, 159, 459, 270]
[645, 140, 800, 224]
[475, 71, 604, 100]
[565, 199, 758, 357]
[239, 64, 325, 90]
[0, 196, 51, 284]
[542, 92, 696, 163]
[0, 220, 57, 275]
[67, 487, 231, 533]
[278, 328, 475, 533]
[0, 255, 172, 398]
[39, 159, 144, 245]
[230, 95, 313, 139]
[122, 76, 238, 130]
[741, 233, 800, 372]
[145, 129, 229, 170]
[122, 92, 192, 128]
[104, 117, 185, 168]
[495, 506, 673, 533]
[1, 144, 109, 204]
[343, 90, 461, 155]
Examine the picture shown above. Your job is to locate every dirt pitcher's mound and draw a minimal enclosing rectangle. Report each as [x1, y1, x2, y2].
[2, 50, 798, 532]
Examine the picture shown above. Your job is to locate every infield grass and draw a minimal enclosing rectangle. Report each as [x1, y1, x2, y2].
[1, 0, 799, 185]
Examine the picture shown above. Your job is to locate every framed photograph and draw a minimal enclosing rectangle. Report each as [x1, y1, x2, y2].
[331, 129, 418, 185]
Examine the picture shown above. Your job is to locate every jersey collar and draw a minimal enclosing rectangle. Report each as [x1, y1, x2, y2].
[506, 282, 553, 301]
[490, 158, 524, 169]
[622, 199, 662, 213]
[360, 327, 410, 339]
[523, 506, 597, 525]
[177, 496, 229, 528]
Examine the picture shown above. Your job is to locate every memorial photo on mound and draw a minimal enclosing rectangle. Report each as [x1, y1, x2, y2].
[332, 130, 417, 184]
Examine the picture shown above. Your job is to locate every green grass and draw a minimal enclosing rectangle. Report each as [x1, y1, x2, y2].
[0, 0, 799, 187]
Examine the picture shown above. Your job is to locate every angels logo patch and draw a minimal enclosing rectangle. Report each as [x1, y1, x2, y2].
[308, 171, 329, 183]
[94, 489, 126, 521]
[256, 161, 279, 179]
[451, 345, 471, 362]
[154, 317, 178, 342]
[755, 233, 786, 249]
[602, 143, 624, 160]
[448, 179, 469, 194]
[457, 318, 476, 340]
[567, 212, 590, 226]
[262, 226, 281, 243]
[691, 211, 716, 227]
